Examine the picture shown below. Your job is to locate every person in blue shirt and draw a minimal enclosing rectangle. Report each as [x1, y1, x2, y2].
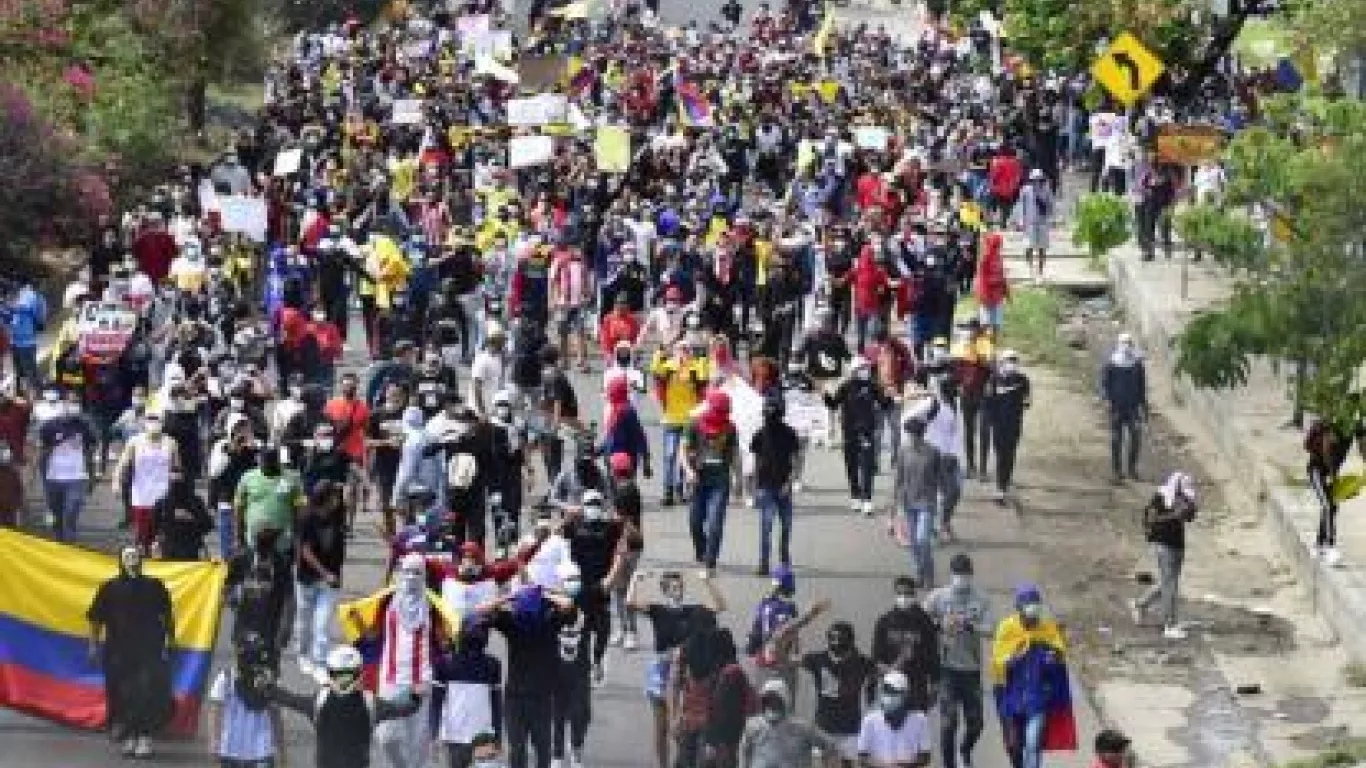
[2, 282, 48, 392]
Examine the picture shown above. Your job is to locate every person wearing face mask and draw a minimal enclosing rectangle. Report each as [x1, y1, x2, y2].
[891, 410, 945, 591]
[550, 590, 594, 768]
[1100, 333, 1148, 484]
[162, 380, 206, 485]
[208, 414, 259, 556]
[293, 481, 347, 677]
[638, 285, 688, 351]
[271, 372, 313, 467]
[323, 371, 371, 531]
[271, 644, 423, 768]
[562, 489, 623, 686]
[982, 350, 1030, 504]
[750, 393, 800, 575]
[151, 470, 212, 560]
[648, 340, 708, 507]
[990, 584, 1077, 768]
[435, 627, 505, 768]
[233, 445, 306, 559]
[415, 350, 459, 421]
[870, 576, 941, 718]
[302, 422, 355, 497]
[1129, 471, 1197, 640]
[87, 546, 176, 760]
[112, 411, 181, 554]
[433, 402, 492, 547]
[469, 322, 509, 418]
[855, 671, 932, 768]
[747, 566, 831, 704]
[37, 393, 97, 542]
[602, 340, 647, 401]
[475, 573, 579, 768]
[800, 621, 877, 766]
[628, 569, 727, 768]
[598, 373, 651, 485]
[684, 389, 742, 573]
[924, 554, 991, 768]
[737, 678, 838, 768]
[825, 355, 892, 516]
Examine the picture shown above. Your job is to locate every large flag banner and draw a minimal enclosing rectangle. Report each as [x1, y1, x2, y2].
[0, 530, 226, 736]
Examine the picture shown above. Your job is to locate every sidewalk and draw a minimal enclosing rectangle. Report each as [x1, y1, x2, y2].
[1106, 243, 1366, 663]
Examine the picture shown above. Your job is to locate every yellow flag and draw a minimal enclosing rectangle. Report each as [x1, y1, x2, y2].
[812, 5, 834, 56]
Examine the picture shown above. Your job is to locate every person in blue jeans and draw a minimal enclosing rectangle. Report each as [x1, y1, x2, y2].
[1, 282, 47, 393]
[749, 393, 800, 575]
[37, 397, 96, 542]
[892, 414, 945, 589]
[683, 390, 740, 574]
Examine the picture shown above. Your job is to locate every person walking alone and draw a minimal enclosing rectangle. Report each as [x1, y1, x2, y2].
[1101, 333, 1147, 483]
[1129, 472, 1197, 640]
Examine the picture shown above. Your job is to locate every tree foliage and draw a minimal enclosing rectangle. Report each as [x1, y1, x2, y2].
[949, 0, 1202, 72]
[1174, 95, 1366, 427]
[1071, 193, 1133, 262]
[1285, 0, 1366, 58]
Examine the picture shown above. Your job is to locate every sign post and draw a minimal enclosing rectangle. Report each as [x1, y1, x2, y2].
[1091, 32, 1166, 107]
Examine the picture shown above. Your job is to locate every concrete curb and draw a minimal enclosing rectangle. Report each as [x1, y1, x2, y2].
[1107, 248, 1366, 666]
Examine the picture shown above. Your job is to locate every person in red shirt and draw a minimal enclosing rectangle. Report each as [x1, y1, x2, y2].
[308, 308, 345, 391]
[0, 384, 32, 465]
[599, 295, 641, 361]
[974, 231, 1009, 334]
[131, 213, 178, 283]
[322, 372, 369, 533]
[855, 169, 888, 212]
[987, 146, 1025, 227]
[850, 244, 890, 353]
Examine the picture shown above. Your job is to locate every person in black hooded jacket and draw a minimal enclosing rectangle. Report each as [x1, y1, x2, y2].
[152, 474, 212, 560]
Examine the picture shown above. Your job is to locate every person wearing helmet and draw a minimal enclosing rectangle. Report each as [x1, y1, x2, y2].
[800, 621, 877, 765]
[855, 671, 932, 767]
[206, 631, 283, 766]
[824, 354, 892, 516]
[924, 554, 992, 768]
[271, 643, 422, 768]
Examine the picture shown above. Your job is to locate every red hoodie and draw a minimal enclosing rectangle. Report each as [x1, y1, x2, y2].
[599, 309, 641, 354]
[975, 232, 1009, 307]
[851, 246, 890, 317]
[989, 153, 1024, 201]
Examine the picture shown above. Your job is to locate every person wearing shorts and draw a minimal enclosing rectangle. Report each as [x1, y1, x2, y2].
[628, 570, 726, 768]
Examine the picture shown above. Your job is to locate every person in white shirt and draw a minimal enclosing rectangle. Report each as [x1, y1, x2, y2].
[168, 242, 209, 296]
[857, 671, 932, 767]
[38, 393, 97, 542]
[637, 285, 688, 352]
[602, 340, 647, 401]
[112, 410, 181, 554]
[469, 322, 508, 417]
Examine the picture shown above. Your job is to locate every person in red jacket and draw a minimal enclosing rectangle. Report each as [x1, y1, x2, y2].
[850, 245, 890, 353]
[855, 170, 888, 212]
[987, 146, 1024, 227]
[131, 213, 178, 284]
[974, 231, 1009, 334]
[599, 295, 641, 361]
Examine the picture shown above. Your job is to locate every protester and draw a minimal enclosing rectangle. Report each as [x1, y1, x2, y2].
[924, 554, 992, 768]
[800, 621, 877, 765]
[1101, 333, 1148, 483]
[856, 671, 933, 767]
[991, 584, 1077, 768]
[1130, 472, 1197, 640]
[684, 389, 741, 574]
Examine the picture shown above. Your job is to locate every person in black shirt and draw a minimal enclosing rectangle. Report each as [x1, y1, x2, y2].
[563, 490, 623, 685]
[983, 349, 1031, 503]
[801, 620, 877, 765]
[797, 307, 851, 439]
[750, 394, 801, 575]
[552, 600, 594, 767]
[367, 383, 409, 537]
[301, 421, 354, 496]
[539, 349, 580, 480]
[226, 527, 295, 667]
[870, 576, 941, 713]
[1129, 472, 1196, 640]
[152, 473, 212, 560]
[478, 582, 577, 768]
[295, 480, 347, 675]
[825, 356, 893, 516]
[628, 570, 727, 768]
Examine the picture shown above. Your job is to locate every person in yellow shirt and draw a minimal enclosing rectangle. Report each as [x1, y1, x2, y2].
[649, 340, 709, 506]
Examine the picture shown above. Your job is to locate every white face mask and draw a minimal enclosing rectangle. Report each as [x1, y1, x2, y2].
[999, 362, 1018, 375]
[894, 595, 915, 610]
[854, 368, 871, 380]
[230, 399, 246, 411]
[583, 504, 605, 522]
[1020, 603, 1043, 621]
[316, 438, 334, 451]
[398, 568, 425, 594]
[880, 693, 905, 711]
[950, 574, 972, 590]
[144, 420, 163, 436]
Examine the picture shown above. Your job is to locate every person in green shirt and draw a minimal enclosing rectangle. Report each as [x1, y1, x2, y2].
[234, 445, 306, 556]
[683, 390, 741, 574]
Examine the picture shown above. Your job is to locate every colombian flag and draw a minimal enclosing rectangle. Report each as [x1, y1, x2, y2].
[337, 586, 461, 692]
[990, 612, 1079, 753]
[0, 530, 226, 736]
[678, 81, 712, 127]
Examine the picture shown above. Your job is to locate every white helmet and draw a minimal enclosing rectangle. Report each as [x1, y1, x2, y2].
[325, 645, 363, 693]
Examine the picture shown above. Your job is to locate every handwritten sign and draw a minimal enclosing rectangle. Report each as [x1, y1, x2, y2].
[508, 134, 555, 168]
[463, 30, 513, 59]
[218, 195, 268, 242]
[506, 94, 568, 126]
[390, 99, 425, 125]
[273, 148, 302, 177]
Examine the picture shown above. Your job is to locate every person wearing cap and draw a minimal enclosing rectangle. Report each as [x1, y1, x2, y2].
[737, 677, 839, 768]
[924, 553, 992, 768]
[1018, 168, 1054, 281]
[1092, 728, 1135, 768]
[856, 670, 932, 767]
[1100, 332, 1148, 483]
[990, 584, 1077, 768]
[982, 349, 1030, 503]
[825, 354, 892, 516]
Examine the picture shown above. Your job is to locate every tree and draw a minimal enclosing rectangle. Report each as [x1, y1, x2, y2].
[1174, 95, 1366, 427]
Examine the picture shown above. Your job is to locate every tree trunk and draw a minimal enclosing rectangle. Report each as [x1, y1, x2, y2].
[187, 77, 208, 136]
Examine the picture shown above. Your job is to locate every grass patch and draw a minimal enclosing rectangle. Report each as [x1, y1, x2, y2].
[1280, 737, 1366, 768]
[956, 287, 1076, 368]
[1345, 663, 1366, 689]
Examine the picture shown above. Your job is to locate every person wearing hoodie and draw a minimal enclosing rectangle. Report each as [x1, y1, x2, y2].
[738, 678, 839, 768]
[983, 350, 1030, 503]
[684, 389, 741, 574]
[1100, 333, 1148, 483]
[599, 374, 652, 484]
[856, 671, 932, 767]
[973, 231, 1008, 334]
[391, 406, 443, 525]
[849, 245, 891, 354]
[750, 392, 800, 574]
[1129, 472, 1198, 640]
[923, 554, 992, 768]
[871, 576, 941, 716]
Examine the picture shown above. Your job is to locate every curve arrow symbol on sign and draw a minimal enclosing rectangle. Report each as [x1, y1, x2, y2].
[1112, 51, 1141, 91]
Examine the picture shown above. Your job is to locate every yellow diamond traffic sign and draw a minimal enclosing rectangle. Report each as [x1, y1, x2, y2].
[1091, 32, 1165, 107]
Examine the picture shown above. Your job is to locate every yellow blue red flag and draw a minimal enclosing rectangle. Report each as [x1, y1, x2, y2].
[0, 530, 226, 735]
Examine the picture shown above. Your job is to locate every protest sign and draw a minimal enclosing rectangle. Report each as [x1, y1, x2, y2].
[784, 390, 830, 439]
[272, 148, 302, 177]
[456, 14, 490, 33]
[77, 301, 138, 355]
[722, 379, 765, 474]
[508, 134, 555, 168]
[854, 126, 891, 151]
[519, 55, 565, 90]
[390, 99, 425, 125]
[506, 94, 568, 126]
[474, 57, 519, 83]
[594, 126, 631, 172]
[218, 195, 268, 242]
[549, 1, 590, 18]
[463, 29, 513, 59]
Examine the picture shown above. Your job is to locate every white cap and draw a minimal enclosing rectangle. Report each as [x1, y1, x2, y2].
[882, 670, 909, 691]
